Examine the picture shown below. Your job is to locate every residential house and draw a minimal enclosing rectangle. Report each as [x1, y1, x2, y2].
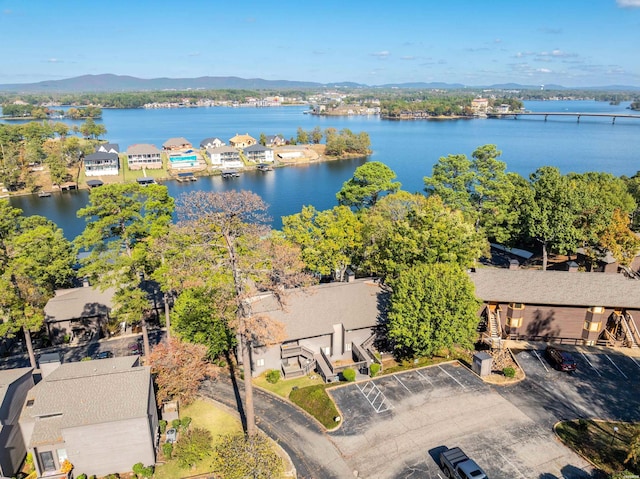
[126, 144, 163, 170]
[265, 135, 286, 147]
[229, 133, 257, 149]
[470, 268, 640, 348]
[0, 368, 34, 478]
[470, 98, 489, 114]
[249, 279, 386, 382]
[242, 144, 274, 163]
[19, 357, 158, 478]
[199, 137, 225, 149]
[43, 286, 114, 344]
[162, 137, 192, 151]
[493, 104, 511, 114]
[206, 146, 243, 169]
[96, 143, 120, 154]
[83, 152, 119, 176]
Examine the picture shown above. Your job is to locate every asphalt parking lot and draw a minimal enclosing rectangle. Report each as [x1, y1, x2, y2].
[327, 349, 640, 479]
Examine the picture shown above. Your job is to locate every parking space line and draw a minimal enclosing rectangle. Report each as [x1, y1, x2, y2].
[531, 350, 549, 372]
[395, 374, 411, 393]
[630, 356, 640, 371]
[605, 354, 628, 379]
[356, 381, 393, 413]
[438, 365, 466, 389]
[498, 451, 527, 479]
[416, 369, 433, 385]
[580, 352, 602, 376]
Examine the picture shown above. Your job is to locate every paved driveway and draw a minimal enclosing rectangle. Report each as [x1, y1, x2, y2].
[328, 361, 597, 479]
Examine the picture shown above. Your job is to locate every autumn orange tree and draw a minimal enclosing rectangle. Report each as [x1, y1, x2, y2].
[147, 337, 217, 406]
[161, 190, 312, 436]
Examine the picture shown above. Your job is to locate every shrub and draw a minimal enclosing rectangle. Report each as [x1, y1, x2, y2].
[171, 418, 181, 429]
[213, 433, 284, 479]
[174, 427, 213, 469]
[341, 368, 356, 382]
[503, 366, 516, 378]
[162, 442, 173, 459]
[159, 419, 167, 434]
[577, 418, 589, 432]
[76, 475, 87, 479]
[181, 416, 192, 430]
[132, 463, 153, 479]
[81, 356, 92, 361]
[370, 363, 381, 378]
[266, 369, 281, 384]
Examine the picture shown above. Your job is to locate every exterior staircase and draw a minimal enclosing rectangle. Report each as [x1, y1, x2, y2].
[622, 312, 640, 349]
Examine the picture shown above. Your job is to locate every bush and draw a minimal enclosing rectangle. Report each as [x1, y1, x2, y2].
[180, 416, 192, 430]
[341, 368, 356, 382]
[171, 418, 181, 429]
[159, 419, 167, 434]
[132, 463, 154, 479]
[162, 442, 173, 459]
[502, 366, 516, 378]
[370, 363, 381, 378]
[76, 475, 87, 479]
[174, 427, 213, 469]
[577, 418, 589, 432]
[266, 369, 281, 384]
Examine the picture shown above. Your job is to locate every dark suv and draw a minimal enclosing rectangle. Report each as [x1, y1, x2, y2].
[545, 346, 577, 372]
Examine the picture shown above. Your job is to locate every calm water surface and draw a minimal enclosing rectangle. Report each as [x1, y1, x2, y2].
[5, 100, 640, 239]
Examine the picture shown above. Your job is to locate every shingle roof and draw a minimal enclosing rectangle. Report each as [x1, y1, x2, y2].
[96, 143, 120, 153]
[84, 152, 118, 161]
[127, 143, 161, 155]
[470, 268, 640, 308]
[0, 368, 32, 407]
[243, 144, 271, 153]
[199, 137, 223, 147]
[44, 287, 114, 323]
[250, 279, 388, 341]
[21, 357, 150, 447]
[163, 137, 191, 148]
[207, 146, 238, 155]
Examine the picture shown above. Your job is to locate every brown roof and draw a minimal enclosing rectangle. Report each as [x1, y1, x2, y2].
[250, 279, 388, 341]
[44, 287, 114, 323]
[127, 143, 161, 155]
[470, 268, 640, 308]
[162, 137, 191, 148]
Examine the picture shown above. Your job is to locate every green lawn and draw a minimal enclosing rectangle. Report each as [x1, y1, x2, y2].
[254, 372, 324, 398]
[555, 419, 639, 476]
[154, 399, 242, 479]
[289, 384, 341, 430]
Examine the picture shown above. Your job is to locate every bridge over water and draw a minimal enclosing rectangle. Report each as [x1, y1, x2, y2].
[487, 111, 640, 124]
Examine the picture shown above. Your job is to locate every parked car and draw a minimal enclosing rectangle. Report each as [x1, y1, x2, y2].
[440, 447, 487, 479]
[545, 346, 577, 372]
[165, 428, 177, 444]
[94, 350, 113, 360]
[128, 341, 142, 356]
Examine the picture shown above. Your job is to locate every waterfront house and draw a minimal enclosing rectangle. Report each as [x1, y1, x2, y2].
[126, 144, 163, 170]
[162, 137, 192, 151]
[0, 368, 34, 478]
[470, 268, 640, 348]
[199, 137, 225, 149]
[206, 146, 243, 169]
[243, 143, 274, 163]
[19, 357, 158, 478]
[265, 135, 286, 147]
[83, 152, 119, 176]
[471, 98, 489, 114]
[248, 279, 385, 382]
[96, 143, 120, 154]
[44, 286, 114, 344]
[229, 133, 257, 149]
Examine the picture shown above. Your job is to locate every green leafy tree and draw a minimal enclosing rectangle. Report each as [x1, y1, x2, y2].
[213, 433, 284, 479]
[79, 118, 106, 140]
[75, 184, 174, 354]
[361, 192, 487, 280]
[174, 427, 213, 469]
[296, 127, 308, 145]
[387, 263, 481, 359]
[337, 161, 401, 210]
[259, 133, 266, 146]
[310, 126, 323, 144]
[282, 205, 362, 280]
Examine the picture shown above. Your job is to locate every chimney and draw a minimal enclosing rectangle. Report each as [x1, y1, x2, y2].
[567, 261, 579, 272]
[38, 352, 62, 378]
[345, 268, 355, 283]
[509, 259, 520, 270]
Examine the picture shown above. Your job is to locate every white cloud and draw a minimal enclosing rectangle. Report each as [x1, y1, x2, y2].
[537, 68, 552, 73]
[617, 0, 640, 7]
[47, 58, 61, 63]
[371, 51, 390, 58]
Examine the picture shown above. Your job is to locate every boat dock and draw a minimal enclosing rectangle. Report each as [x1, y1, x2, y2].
[176, 172, 197, 182]
[221, 170, 240, 179]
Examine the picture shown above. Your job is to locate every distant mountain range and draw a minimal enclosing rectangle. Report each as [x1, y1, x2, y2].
[1, 74, 639, 93]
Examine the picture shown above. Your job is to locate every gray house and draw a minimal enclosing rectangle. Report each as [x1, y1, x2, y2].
[0, 368, 34, 478]
[19, 357, 158, 478]
[249, 279, 387, 382]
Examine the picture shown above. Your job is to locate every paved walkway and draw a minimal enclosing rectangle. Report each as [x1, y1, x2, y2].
[200, 377, 354, 479]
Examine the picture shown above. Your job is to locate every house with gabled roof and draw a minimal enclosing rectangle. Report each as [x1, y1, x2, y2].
[96, 143, 120, 154]
[243, 143, 274, 163]
[83, 152, 119, 176]
[19, 357, 158, 479]
[162, 137, 191, 151]
[248, 278, 386, 382]
[126, 144, 162, 170]
[229, 133, 257, 149]
[470, 267, 640, 348]
[207, 146, 243, 169]
[0, 368, 34, 478]
[199, 137, 225, 149]
[265, 135, 286, 147]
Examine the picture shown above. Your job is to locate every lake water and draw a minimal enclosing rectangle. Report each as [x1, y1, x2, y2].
[5, 100, 640, 240]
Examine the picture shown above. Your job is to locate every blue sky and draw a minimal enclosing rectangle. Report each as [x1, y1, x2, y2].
[1, 0, 639, 87]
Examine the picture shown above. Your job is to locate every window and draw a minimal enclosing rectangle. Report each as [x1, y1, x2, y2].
[509, 303, 524, 310]
[323, 347, 331, 355]
[584, 320, 601, 332]
[256, 358, 265, 367]
[506, 316, 522, 328]
[590, 306, 605, 314]
[39, 451, 56, 472]
[345, 342, 352, 351]
[57, 449, 68, 465]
